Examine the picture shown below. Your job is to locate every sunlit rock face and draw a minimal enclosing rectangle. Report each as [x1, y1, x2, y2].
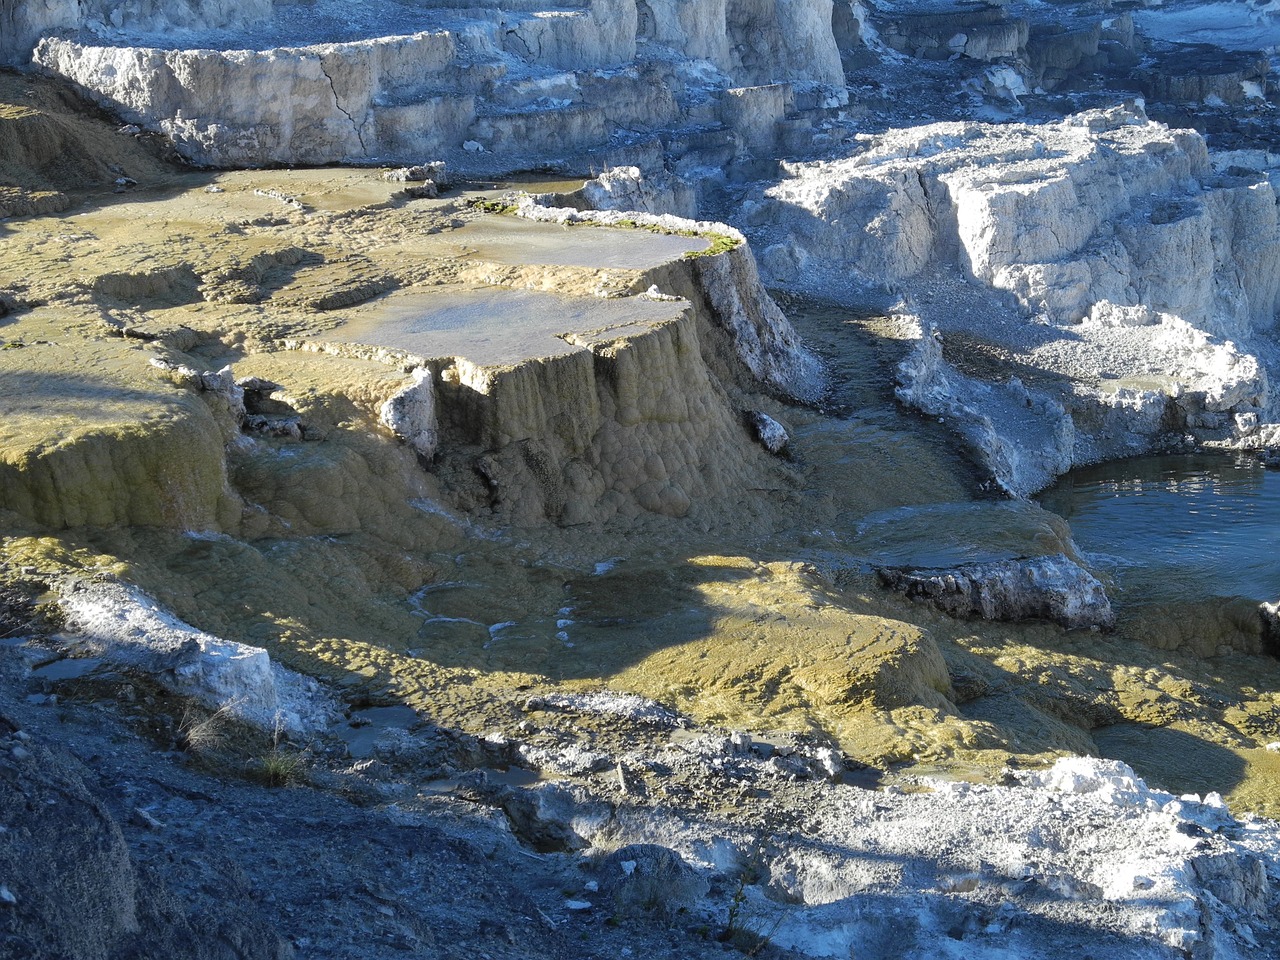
[20, 0, 845, 171]
[753, 104, 1280, 339]
[744, 104, 1279, 494]
[877, 553, 1115, 630]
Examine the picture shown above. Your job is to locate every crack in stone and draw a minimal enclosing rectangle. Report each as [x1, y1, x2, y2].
[505, 27, 537, 62]
[318, 58, 369, 157]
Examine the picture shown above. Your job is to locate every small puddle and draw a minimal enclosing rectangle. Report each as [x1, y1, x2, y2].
[31, 656, 103, 680]
[445, 216, 710, 269]
[1038, 453, 1280, 604]
[332, 286, 681, 367]
[422, 766, 545, 795]
[338, 704, 420, 759]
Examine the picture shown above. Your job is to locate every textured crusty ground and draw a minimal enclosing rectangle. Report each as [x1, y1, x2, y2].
[3, 73, 1280, 823]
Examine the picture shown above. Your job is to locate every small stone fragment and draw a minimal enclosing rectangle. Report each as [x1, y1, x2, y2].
[745, 410, 789, 455]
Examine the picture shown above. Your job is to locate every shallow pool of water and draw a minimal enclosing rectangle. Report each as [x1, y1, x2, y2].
[444, 216, 710, 268]
[338, 704, 420, 759]
[1038, 453, 1279, 604]
[333, 285, 682, 366]
[32, 656, 103, 680]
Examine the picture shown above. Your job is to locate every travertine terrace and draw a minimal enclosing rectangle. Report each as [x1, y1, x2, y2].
[5, 3, 1280, 959]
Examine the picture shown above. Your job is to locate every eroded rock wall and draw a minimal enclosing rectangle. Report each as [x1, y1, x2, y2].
[441, 309, 748, 524]
[34, 33, 468, 166]
[755, 106, 1280, 339]
[745, 105, 1280, 494]
[0, 0, 272, 64]
[516, 199, 825, 403]
[0, 393, 240, 531]
[26, 0, 847, 169]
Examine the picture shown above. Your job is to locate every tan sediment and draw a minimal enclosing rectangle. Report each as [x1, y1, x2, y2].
[4, 78, 1280, 818]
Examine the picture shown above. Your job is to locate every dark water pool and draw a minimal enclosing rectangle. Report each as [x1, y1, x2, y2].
[1038, 453, 1279, 604]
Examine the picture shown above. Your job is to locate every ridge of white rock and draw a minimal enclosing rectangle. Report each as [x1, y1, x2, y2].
[877, 552, 1115, 630]
[21, 0, 848, 171]
[55, 577, 335, 733]
[602, 749, 1277, 959]
[745, 104, 1279, 493]
[753, 104, 1280, 338]
[893, 322, 1076, 498]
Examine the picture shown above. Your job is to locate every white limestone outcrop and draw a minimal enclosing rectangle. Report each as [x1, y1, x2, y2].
[577, 166, 699, 218]
[893, 325, 1075, 498]
[56, 578, 335, 733]
[381, 367, 439, 461]
[25, 0, 847, 170]
[754, 105, 1280, 340]
[747, 105, 1279, 492]
[893, 312, 1268, 496]
[35, 32, 480, 166]
[877, 553, 1115, 630]
[1, 0, 271, 64]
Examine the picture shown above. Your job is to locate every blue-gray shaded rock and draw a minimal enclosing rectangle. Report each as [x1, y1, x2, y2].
[878, 553, 1114, 629]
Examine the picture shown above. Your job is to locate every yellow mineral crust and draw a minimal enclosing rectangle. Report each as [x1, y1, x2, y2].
[5, 77, 1280, 816]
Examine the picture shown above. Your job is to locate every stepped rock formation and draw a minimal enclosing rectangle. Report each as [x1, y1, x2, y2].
[19, 0, 846, 172]
[0, 149, 819, 533]
[7, 6, 1280, 960]
[754, 105, 1280, 338]
[744, 104, 1279, 493]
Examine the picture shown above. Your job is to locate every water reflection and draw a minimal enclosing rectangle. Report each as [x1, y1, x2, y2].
[1038, 453, 1278, 604]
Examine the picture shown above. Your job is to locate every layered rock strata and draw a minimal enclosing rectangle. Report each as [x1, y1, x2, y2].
[23, 0, 847, 172]
[745, 104, 1279, 494]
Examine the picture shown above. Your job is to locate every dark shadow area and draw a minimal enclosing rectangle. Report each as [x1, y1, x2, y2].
[0, 367, 183, 422]
[1093, 722, 1249, 798]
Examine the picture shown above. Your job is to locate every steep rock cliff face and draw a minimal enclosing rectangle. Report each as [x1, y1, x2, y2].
[433, 307, 754, 524]
[24, 0, 846, 171]
[745, 105, 1280, 493]
[754, 105, 1280, 340]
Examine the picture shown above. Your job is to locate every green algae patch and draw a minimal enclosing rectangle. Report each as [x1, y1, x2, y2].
[467, 199, 521, 215]
[537, 556, 974, 764]
[1115, 597, 1269, 657]
[0, 536, 130, 581]
[681, 232, 740, 259]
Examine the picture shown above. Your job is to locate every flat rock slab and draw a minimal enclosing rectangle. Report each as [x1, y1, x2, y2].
[441, 216, 710, 269]
[330, 285, 686, 368]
